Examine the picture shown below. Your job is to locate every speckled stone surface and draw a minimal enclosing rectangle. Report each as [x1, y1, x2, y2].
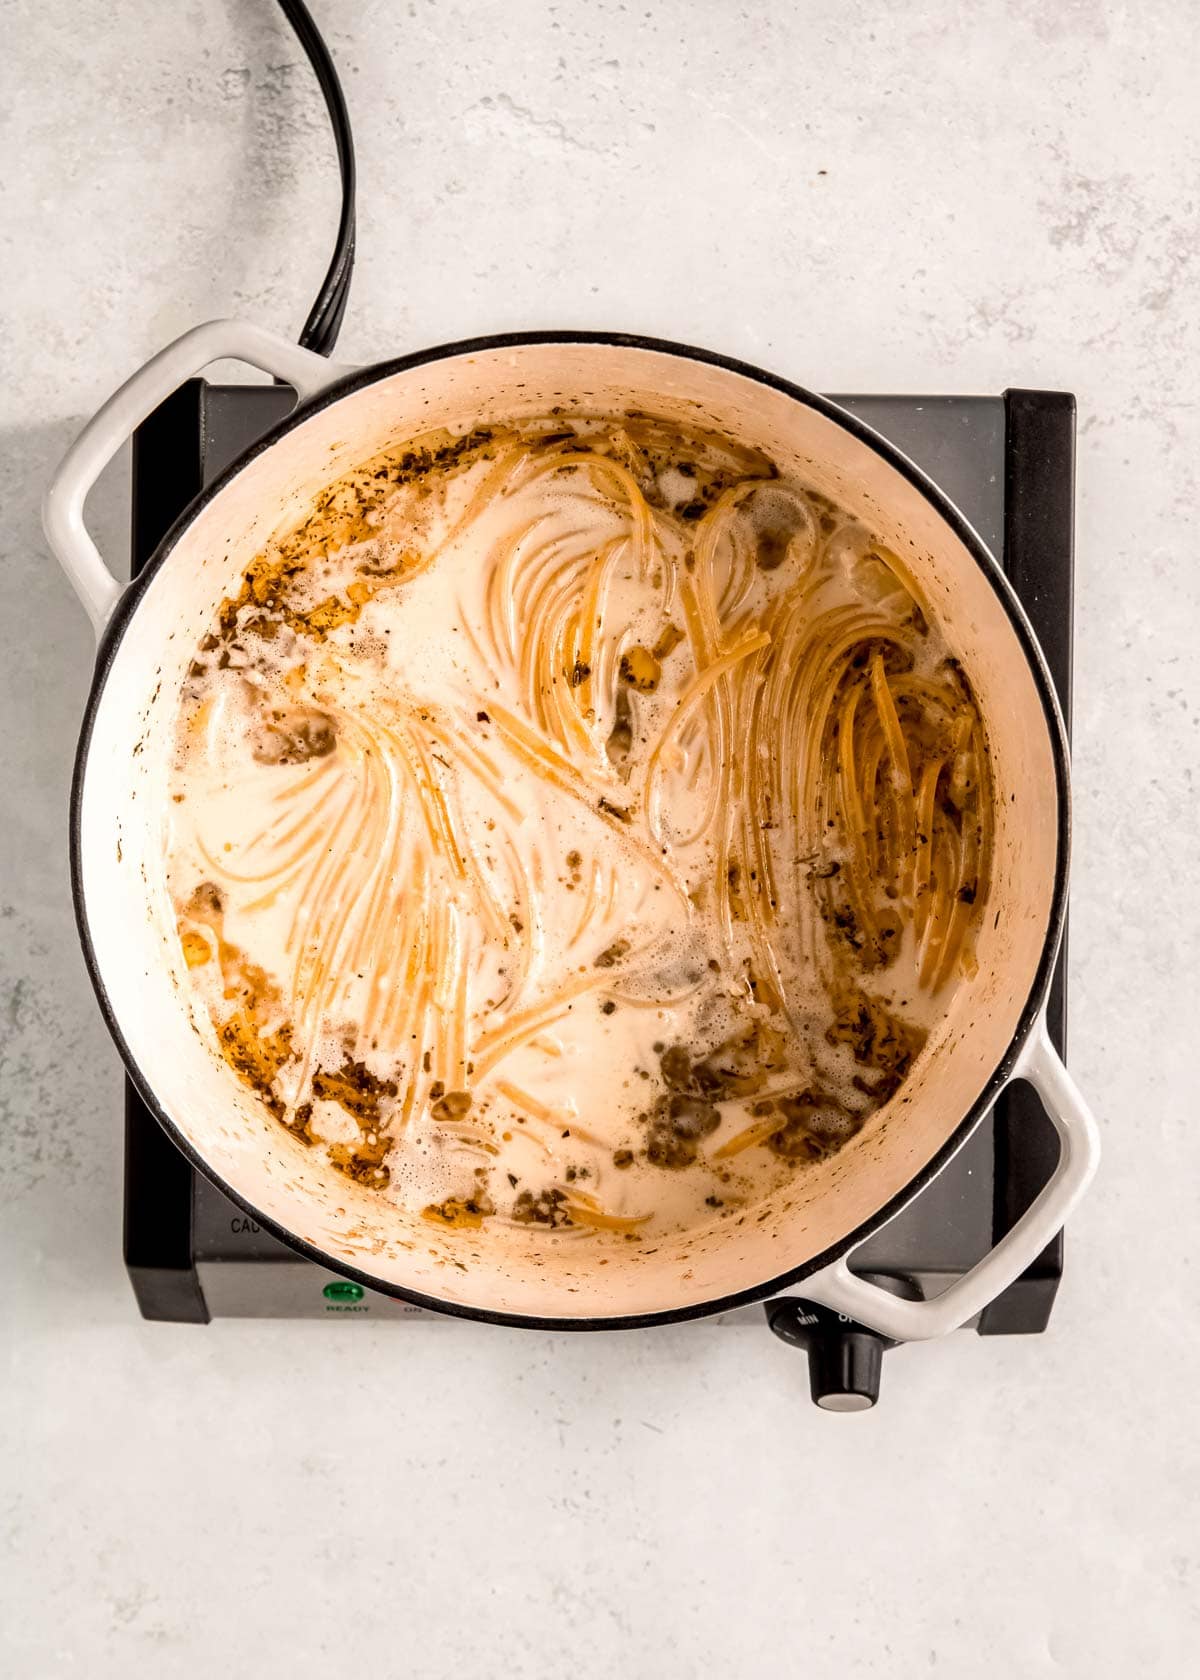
[3, 1, 1198, 1674]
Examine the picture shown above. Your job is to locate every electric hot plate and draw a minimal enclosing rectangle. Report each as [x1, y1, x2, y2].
[121, 378, 1074, 1408]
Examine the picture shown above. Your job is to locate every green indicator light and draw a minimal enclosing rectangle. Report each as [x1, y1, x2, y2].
[323, 1280, 365, 1303]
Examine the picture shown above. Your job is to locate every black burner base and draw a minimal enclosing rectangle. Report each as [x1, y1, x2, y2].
[123, 380, 1073, 1338]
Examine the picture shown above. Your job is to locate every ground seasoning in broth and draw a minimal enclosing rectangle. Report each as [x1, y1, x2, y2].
[166, 412, 994, 1241]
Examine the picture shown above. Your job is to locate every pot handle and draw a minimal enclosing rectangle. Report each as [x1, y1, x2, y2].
[42, 319, 358, 638]
[799, 1014, 1100, 1341]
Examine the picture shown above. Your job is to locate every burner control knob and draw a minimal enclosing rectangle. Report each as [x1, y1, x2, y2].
[766, 1275, 918, 1411]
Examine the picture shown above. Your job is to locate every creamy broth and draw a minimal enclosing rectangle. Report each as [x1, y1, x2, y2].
[166, 413, 993, 1241]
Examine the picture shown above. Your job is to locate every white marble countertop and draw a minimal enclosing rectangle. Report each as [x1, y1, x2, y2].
[3, 1, 1197, 1674]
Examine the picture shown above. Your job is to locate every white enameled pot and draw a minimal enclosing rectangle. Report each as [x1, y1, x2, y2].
[45, 320, 1100, 1337]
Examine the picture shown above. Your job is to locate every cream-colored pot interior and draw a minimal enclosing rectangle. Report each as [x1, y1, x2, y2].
[77, 342, 1062, 1321]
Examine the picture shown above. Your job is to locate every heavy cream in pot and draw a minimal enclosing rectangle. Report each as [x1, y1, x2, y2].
[165, 412, 994, 1245]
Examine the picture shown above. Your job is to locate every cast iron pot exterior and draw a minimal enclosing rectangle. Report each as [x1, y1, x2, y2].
[46, 323, 1100, 1339]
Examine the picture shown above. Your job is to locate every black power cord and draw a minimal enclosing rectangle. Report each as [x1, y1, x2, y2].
[275, 0, 357, 356]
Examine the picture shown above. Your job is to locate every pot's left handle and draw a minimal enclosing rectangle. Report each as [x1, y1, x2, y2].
[43, 320, 358, 639]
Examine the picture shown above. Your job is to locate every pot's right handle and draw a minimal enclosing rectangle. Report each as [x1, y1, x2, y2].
[801, 1015, 1101, 1341]
[42, 319, 359, 639]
